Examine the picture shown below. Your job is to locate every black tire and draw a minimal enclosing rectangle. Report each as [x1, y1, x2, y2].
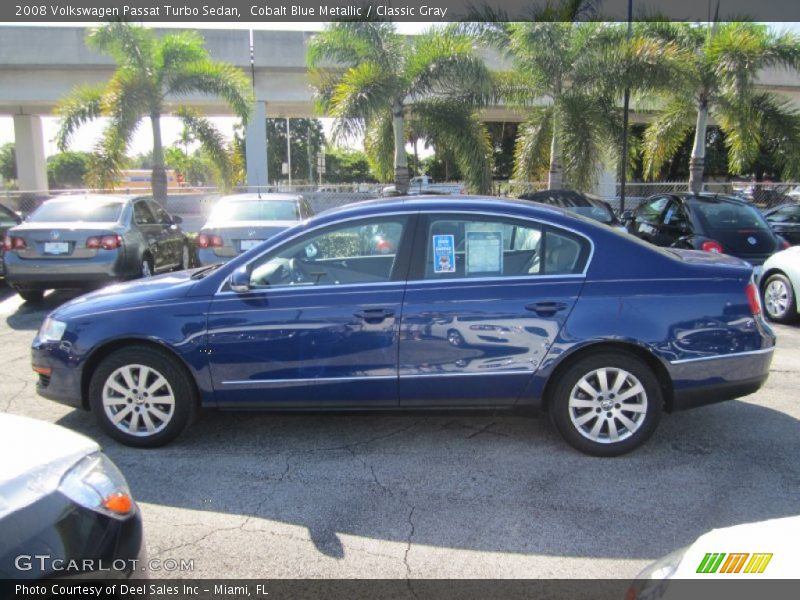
[18, 289, 44, 303]
[89, 346, 197, 448]
[761, 273, 797, 323]
[549, 352, 663, 457]
[177, 243, 191, 271]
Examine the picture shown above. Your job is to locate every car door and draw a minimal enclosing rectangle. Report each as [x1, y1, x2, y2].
[148, 200, 183, 267]
[132, 199, 167, 271]
[205, 213, 416, 408]
[631, 196, 670, 243]
[398, 212, 590, 407]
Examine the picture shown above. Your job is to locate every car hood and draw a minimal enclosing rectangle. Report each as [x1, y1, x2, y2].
[669, 515, 800, 579]
[0, 414, 98, 518]
[52, 268, 202, 320]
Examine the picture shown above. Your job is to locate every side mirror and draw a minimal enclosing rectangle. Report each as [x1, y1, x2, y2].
[620, 210, 634, 223]
[229, 265, 251, 293]
[171, 215, 183, 225]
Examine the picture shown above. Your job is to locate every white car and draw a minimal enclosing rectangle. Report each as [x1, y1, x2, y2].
[628, 516, 800, 599]
[759, 246, 800, 323]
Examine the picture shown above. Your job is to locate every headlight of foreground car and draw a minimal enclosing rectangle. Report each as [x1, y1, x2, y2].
[625, 547, 688, 600]
[38, 317, 67, 343]
[59, 452, 134, 518]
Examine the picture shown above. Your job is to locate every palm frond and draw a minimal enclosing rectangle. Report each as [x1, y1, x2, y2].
[512, 109, 553, 182]
[414, 100, 494, 194]
[87, 22, 155, 74]
[326, 61, 396, 142]
[54, 85, 105, 151]
[158, 30, 209, 75]
[363, 112, 395, 182]
[166, 60, 252, 122]
[557, 93, 608, 191]
[307, 22, 400, 72]
[642, 97, 695, 180]
[176, 107, 234, 190]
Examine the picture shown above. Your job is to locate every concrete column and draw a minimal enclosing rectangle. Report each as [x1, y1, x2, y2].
[245, 101, 268, 189]
[13, 113, 48, 192]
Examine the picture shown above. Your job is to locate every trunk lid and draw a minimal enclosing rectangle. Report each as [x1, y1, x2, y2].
[201, 221, 295, 256]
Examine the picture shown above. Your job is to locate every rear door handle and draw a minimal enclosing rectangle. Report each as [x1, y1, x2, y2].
[526, 301, 568, 316]
[354, 308, 396, 321]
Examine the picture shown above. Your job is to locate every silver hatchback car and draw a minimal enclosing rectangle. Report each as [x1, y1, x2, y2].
[196, 193, 312, 266]
[3, 194, 188, 302]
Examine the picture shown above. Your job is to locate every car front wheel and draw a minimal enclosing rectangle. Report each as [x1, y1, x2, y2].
[762, 273, 797, 323]
[550, 352, 662, 457]
[89, 346, 196, 447]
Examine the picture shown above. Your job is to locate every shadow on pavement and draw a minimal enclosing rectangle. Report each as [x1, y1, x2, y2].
[4, 289, 84, 331]
[55, 398, 800, 562]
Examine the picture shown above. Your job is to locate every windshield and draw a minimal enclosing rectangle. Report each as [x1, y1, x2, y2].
[210, 200, 300, 223]
[690, 201, 770, 231]
[569, 206, 614, 224]
[29, 201, 123, 223]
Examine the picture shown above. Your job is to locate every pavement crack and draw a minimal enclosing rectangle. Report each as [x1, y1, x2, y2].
[299, 422, 418, 455]
[403, 505, 415, 577]
[3, 380, 29, 412]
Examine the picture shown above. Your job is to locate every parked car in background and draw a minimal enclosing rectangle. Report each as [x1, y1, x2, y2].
[32, 196, 774, 456]
[519, 189, 627, 232]
[382, 175, 464, 196]
[196, 193, 312, 266]
[758, 246, 800, 323]
[0, 202, 22, 280]
[762, 202, 800, 246]
[3, 194, 188, 303]
[623, 193, 788, 274]
[0, 413, 144, 579]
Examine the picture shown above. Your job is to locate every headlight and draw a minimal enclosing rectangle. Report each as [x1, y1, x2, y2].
[59, 452, 134, 518]
[38, 317, 67, 342]
[625, 547, 688, 600]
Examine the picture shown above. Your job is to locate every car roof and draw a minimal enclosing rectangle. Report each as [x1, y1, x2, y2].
[519, 189, 611, 208]
[218, 193, 303, 202]
[44, 193, 145, 205]
[672, 192, 751, 206]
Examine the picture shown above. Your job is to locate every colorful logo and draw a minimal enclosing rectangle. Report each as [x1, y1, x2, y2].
[696, 552, 773, 574]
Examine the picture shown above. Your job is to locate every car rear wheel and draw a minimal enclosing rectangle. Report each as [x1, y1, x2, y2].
[550, 352, 662, 457]
[17, 289, 44, 303]
[762, 273, 797, 323]
[89, 346, 196, 447]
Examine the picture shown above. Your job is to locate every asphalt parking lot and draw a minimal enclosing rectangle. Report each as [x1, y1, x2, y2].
[1, 284, 799, 580]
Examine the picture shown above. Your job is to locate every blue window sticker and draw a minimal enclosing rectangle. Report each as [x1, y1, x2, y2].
[432, 234, 456, 273]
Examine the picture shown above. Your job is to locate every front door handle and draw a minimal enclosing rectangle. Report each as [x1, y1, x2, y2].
[354, 308, 395, 321]
[526, 301, 568, 316]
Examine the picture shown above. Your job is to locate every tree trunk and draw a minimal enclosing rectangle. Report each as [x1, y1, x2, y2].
[547, 120, 563, 190]
[150, 113, 168, 202]
[689, 98, 708, 194]
[392, 101, 409, 194]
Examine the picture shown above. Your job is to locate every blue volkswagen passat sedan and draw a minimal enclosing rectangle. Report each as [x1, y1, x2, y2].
[30, 197, 775, 456]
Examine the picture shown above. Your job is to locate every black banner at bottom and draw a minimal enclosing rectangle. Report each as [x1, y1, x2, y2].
[2, 579, 800, 600]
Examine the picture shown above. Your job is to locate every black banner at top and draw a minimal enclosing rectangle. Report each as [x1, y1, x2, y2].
[4, 0, 800, 23]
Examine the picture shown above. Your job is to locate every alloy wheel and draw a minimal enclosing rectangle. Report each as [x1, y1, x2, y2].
[765, 279, 789, 318]
[102, 364, 175, 437]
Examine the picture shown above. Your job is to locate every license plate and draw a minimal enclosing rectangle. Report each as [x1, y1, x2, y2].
[240, 239, 263, 251]
[44, 242, 69, 255]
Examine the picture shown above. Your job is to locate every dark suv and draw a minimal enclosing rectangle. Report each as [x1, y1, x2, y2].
[624, 193, 788, 266]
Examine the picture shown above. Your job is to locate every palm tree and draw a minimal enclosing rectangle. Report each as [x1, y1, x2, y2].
[55, 22, 252, 201]
[642, 22, 800, 191]
[480, 20, 683, 191]
[307, 22, 494, 194]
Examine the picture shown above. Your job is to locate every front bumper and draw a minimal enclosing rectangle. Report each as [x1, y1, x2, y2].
[32, 342, 85, 409]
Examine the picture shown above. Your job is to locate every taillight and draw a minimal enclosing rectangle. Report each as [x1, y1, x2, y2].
[196, 233, 223, 248]
[701, 240, 724, 254]
[5, 236, 26, 251]
[780, 237, 790, 250]
[87, 235, 122, 250]
[746, 281, 761, 316]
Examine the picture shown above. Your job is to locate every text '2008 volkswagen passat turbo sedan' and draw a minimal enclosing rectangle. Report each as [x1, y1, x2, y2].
[30, 196, 775, 456]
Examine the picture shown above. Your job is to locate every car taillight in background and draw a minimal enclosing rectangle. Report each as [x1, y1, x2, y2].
[701, 240, 724, 254]
[780, 237, 791, 250]
[196, 233, 223, 248]
[86, 235, 122, 250]
[745, 281, 762, 316]
[3, 236, 26, 251]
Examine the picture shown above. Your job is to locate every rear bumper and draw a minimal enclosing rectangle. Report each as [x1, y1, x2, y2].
[4, 251, 129, 289]
[668, 347, 774, 412]
[196, 248, 233, 267]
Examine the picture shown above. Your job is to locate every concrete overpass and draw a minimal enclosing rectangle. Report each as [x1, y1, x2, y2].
[1, 26, 800, 191]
